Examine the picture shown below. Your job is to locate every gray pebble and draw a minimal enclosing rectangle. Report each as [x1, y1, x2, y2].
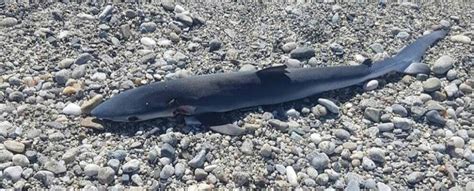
[363, 80, 379, 91]
[175, 163, 185, 178]
[364, 107, 382, 122]
[74, 53, 94, 65]
[98, 5, 113, 20]
[448, 136, 464, 148]
[0, 149, 13, 163]
[334, 129, 350, 140]
[71, 65, 87, 79]
[4, 140, 25, 153]
[396, 31, 409, 39]
[58, 58, 75, 69]
[391, 104, 408, 117]
[319, 141, 336, 155]
[98, 167, 115, 184]
[188, 149, 207, 168]
[311, 105, 327, 117]
[209, 39, 222, 52]
[423, 78, 441, 92]
[44, 160, 66, 174]
[290, 47, 315, 60]
[316, 173, 329, 185]
[240, 140, 254, 155]
[160, 165, 175, 179]
[311, 153, 329, 170]
[425, 110, 446, 126]
[84, 164, 100, 177]
[444, 83, 459, 97]
[282, 42, 297, 53]
[392, 117, 413, 131]
[0, 17, 18, 27]
[377, 123, 394, 132]
[4, 166, 22, 182]
[406, 171, 424, 184]
[432, 55, 454, 74]
[122, 159, 140, 173]
[446, 69, 457, 80]
[362, 157, 376, 170]
[370, 43, 384, 53]
[12, 154, 29, 167]
[161, 143, 175, 159]
[330, 43, 344, 56]
[377, 182, 391, 191]
[286, 59, 302, 68]
[131, 174, 143, 186]
[260, 144, 272, 158]
[176, 13, 193, 26]
[268, 119, 289, 131]
[367, 148, 385, 163]
[34, 171, 54, 186]
[54, 69, 70, 85]
[318, 98, 339, 114]
[194, 168, 207, 181]
[8, 91, 24, 102]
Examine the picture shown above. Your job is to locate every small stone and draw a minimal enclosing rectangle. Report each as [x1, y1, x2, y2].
[364, 107, 382, 122]
[81, 95, 103, 114]
[446, 69, 457, 80]
[459, 83, 472, 94]
[160, 165, 175, 179]
[370, 43, 384, 53]
[122, 159, 140, 173]
[448, 136, 464, 148]
[317, 98, 339, 114]
[240, 140, 253, 155]
[432, 55, 455, 75]
[80, 117, 104, 130]
[188, 149, 207, 168]
[334, 129, 350, 140]
[161, 143, 175, 159]
[367, 148, 385, 163]
[377, 123, 394, 132]
[362, 157, 376, 170]
[425, 110, 446, 126]
[175, 163, 185, 178]
[444, 83, 458, 97]
[286, 166, 298, 186]
[363, 80, 379, 91]
[319, 141, 335, 155]
[4, 140, 25, 153]
[209, 39, 222, 52]
[175, 13, 193, 26]
[4, 166, 23, 182]
[377, 182, 391, 191]
[316, 173, 329, 185]
[54, 69, 71, 85]
[290, 47, 315, 60]
[330, 43, 344, 56]
[286, 59, 302, 68]
[406, 172, 424, 184]
[58, 58, 75, 68]
[62, 103, 82, 116]
[269, 119, 289, 131]
[44, 160, 66, 174]
[260, 144, 272, 158]
[34, 171, 54, 186]
[450, 35, 471, 44]
[391, 104, 408, 117]
[12, 154, 29, 167]
[140, 22, 157, 33]
[396, 31, 410, 39]
[131, 174, 143, 186]
[392, 117, 413, 130]
[98, 5, 113, 20]
[194, 168, 207, 181]
[98, 167, 115, 184]
[423, 78, 442, 92]
[311, 153, 329, 170]
[209, 124, 246, 136]
[74, 53, 94, 65]
[107, 159, 120, 171]
[141, 37, 156, 47]
[0, 17, 18, 27]
[282, 42, 297, 53]
[84, 164, 100, 177]
[91, 72, 107, 81]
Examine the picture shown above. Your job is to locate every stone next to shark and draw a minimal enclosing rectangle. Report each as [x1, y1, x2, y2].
[91, 29, 448, 126]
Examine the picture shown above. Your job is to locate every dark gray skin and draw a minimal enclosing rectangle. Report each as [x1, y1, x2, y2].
[91, 29, 448, 122]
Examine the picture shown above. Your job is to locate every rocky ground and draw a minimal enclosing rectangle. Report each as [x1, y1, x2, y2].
[0, 1, 473, 190]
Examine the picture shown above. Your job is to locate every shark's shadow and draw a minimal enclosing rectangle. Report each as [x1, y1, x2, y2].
[93, 73, 405, 137]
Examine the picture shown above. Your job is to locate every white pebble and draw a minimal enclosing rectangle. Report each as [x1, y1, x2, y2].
[141, 37, 156, 47]
[62, 103, 82, 116]
[450, 35, 471, 44]
[363, 80, 379, 91]
[286, 166, 298, 186]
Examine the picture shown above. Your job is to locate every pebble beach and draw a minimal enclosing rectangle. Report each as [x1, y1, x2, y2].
[0, 1, 473, 190]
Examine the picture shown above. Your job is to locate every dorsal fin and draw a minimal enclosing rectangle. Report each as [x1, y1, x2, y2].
[361, 58, 373, 66]
[256, 65, 291, 84]
[256, 65, 288, 75]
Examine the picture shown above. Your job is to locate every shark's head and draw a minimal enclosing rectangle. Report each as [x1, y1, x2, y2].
[91, 84, 179, 122]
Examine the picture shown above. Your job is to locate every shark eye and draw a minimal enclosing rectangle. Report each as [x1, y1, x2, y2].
[128, 116, 139, 122]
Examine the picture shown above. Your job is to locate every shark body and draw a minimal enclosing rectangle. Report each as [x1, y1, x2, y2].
[91, 29, 448, 122]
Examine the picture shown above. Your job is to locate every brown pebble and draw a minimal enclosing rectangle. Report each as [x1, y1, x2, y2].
[80, 117, 104, 130]
[81, 95, 104, 114]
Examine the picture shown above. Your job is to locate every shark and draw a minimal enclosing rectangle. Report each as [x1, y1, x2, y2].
[91, 29, 448, 123]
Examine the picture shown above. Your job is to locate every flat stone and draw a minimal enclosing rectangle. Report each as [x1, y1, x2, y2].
[4, 141, 25, 153]
[406, 171, 424, 184]
[4, 166, 23, 182]
[282, 42, 297, 53]
[364, 107, 382, 122]
[286, 166, 298, 186]
[290, 47, 315, 60]
[311, 153, 329, 170]
[122, 159, 140, 173]
[423, 78, 442, 92]
[0, 17, 18, 27]
[450, 35, 471, 44]
[425, 110, 446, 126]
[44, 160, 66, 174]
[62, 103, 82, 116]
[209, 124, 246, 136]
[98, 167, 115, 184]
[188, 149, 207, 168]
[74, 53, 94, 65]
[160, 164, 175, 179]
[432, 56, 454, 75]
[318, 98, 339, 114]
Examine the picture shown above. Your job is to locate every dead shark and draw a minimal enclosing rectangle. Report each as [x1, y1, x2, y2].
[91, 29, 448, 122]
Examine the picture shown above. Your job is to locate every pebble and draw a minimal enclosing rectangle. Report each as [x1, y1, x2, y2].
[317, 98, 339, 114]
[391, 104, 408, 117]
[286, 59, 302, 68]
[98, 5, 113, 20]
[176, 13, 193, 26]
[4, 140, 25, 153]
[122, 159, 140, 173]
[74, 53, 94, 65]
[80, 117, 104, 130]
[58, 58, 75, 68]
[62, 103, 82, 116]
[311, 153, 329, 170]
[406, 171, 424, 184]
[12, 154, 29, 167]
[98, 167, 115, 184]
[209, 39, 222, 52]
[459, 83, 472, 94]
[319, 141, 335, 155]
[34, 171, 54, 186]
[188, 150, 207, 168]
[91, 72, 107, 81]
[80, 95, 103, 114]
[131, 174, 143, 186]
[0, 17, 18, 27]
[377, 123, 394, 132]
[334, 129, 350, 140]
[432, 55, 454, 74]
[362, 157, 376, 170]
[260, 144, 272, 158]
[160, 165, 175, 179]
[450, 35, 471, 44]
[448, 136, 464, 148]
[370, 43, 384, 53]
[377, 182, 391, 191]
[396, 31, 410, 39]
[209, 124, 246, 136]
[367, 148, 385, 163]
[444, 83, 458, 97]
[54, 69, 71, 85]
[141, 37, 156, 47]
[174, 163, 185, 178]
[446, 69, 457, 80]
[423, 78, 441, 92]
[44, 160, 66, 174]
[290, 47, 315, 60]
[364, 107, 382, 122]
[282, 42, 297, 53]
[268, 119, 289, 131]
[140, 22, 157, 33]
[363, 80, 379, 91]
[4, 166, 23, 182]
[286, 166, 298, 186]
[425, 110, 446, 126]
[240, 140, 254, 155]
[84, 164, 100, 177]
[329, 43, 344, 56]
